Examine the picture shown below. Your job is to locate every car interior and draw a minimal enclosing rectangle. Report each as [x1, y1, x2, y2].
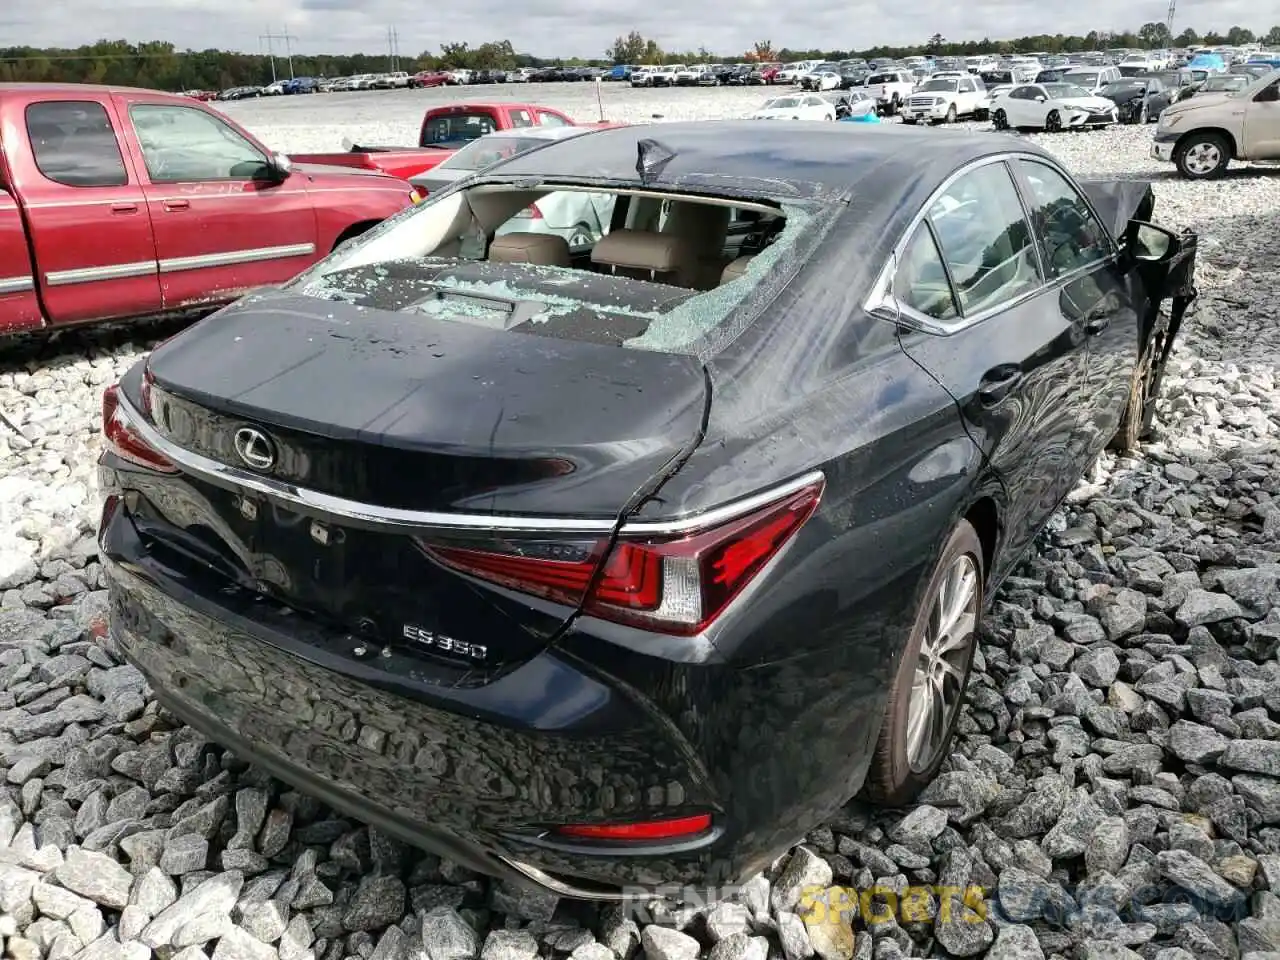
[330, 184, 789, 292]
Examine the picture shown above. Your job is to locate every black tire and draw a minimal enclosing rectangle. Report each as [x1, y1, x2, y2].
[1174, 132, 1231, 180]
[944, 104, 957, 124]
[1138, 102, 1149, 124]
[902, 118, 917, 125]
[1109, 319, 1170, 452]
[1045, 109, 1062, 133]
[861, 520, 983, 807]
[992, 109, 1008, 130]
[975, 108, 989, 121]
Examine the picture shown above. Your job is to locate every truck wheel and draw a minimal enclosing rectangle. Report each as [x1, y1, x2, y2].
[861, 519, 983, 807]
[944, 104, 957, 124]
[1174, 132, 1231, 180]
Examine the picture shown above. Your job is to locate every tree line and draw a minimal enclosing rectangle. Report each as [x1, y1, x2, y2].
[0, 24, 1277, 92]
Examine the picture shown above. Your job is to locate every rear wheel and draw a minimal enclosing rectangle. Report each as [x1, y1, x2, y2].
[992, 109, 1008, 130]
[861, 520, 983, 807]
[1174, 132, 1231, 180]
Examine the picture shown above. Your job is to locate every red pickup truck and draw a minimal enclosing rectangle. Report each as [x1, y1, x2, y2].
[0, 83, 420, 337]
[290, 102, 583, 180]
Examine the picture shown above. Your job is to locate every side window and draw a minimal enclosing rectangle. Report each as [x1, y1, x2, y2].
[130, 104, 268, 182]
[893, 222, 960, 322]
[1008, 86, 1029, 100]
[25, 101, 128, 188]
[927, 162, 1041, 316]
[1015, 160, 1112, 277]
[537, 111, 570, 127]
[508, 109, 534, 128]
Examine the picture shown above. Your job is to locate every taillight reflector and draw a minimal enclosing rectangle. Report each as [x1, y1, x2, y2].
[419, 477, 823, 636]
[512, 203, 543, 220]
[102, 384, 178, 474]
[554, 813, 712, 841]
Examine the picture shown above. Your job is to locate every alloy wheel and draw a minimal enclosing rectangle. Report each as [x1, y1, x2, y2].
[1045, 110, 1062, 132]
[993, 109, 1007, 130]
[1184, 142, 1222, 176]
[906, 553, 979, 772]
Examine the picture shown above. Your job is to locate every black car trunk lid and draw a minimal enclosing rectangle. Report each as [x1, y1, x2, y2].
[130, 290, 708, 672]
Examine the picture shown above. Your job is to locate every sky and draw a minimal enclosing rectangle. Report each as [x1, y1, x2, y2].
[0, 0, 1271, 60]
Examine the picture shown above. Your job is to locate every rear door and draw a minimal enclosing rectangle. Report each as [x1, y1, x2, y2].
[117, 95, 319, 311]
[16, 97, 162, 324]
[1011, 159, 1139, 458]
[889, 158, 1093, 566]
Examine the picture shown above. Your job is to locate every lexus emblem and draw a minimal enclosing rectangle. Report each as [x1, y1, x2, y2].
[233, 427, 276, 471]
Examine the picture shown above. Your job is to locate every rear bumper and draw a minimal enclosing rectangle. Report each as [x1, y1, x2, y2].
[99, 486, 892, 897]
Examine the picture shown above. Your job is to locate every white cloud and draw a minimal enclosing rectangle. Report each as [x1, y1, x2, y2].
[2, 0, 1274, 60]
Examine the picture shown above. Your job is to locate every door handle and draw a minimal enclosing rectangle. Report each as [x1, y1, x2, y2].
[978, 365, 1023, 406]
[163, 199, 190, 211]
[110, 202, 138, 214]
[1085, 315, 1111, 335]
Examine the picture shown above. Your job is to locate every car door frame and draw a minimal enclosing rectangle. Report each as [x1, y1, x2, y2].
[861, 150, 1104, 577]
[114, 94, 320, 310]
[13, 94, 163, 325]
[1243, 78, 1280, 158]
[1006, 155, 1137, 462]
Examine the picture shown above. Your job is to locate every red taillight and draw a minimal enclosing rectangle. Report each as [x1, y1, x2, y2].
[554, 813, 713, 841]
[512, 203, 543, 220]
[419, 477, 823, 635]
[102, 384, 178, 474]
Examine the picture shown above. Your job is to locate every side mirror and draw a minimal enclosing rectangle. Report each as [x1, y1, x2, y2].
[1127, 221, 1178, 262]
[1034, 95, 1047, 102]
[269, 153, 293, 180]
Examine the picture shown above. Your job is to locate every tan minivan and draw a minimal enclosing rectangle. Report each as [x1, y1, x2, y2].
[1151, 68, 1280, 178]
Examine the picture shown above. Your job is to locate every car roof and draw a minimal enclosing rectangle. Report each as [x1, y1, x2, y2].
[0, 82, 170, 96]
[489, 120, 1058, 200]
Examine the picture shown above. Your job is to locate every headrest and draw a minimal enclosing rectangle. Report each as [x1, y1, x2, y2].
[591, 229, 694, 274]
[488, 232, 571, 267]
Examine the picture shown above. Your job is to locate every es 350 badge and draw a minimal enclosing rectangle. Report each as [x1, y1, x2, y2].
[402, 624, 488, 661]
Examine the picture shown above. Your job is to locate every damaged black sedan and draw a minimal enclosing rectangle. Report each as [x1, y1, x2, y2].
[98, 122, 1197, 900]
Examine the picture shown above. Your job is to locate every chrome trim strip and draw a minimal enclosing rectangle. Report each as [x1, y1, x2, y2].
[0, 275, 34, 295]
[620, 470, 827, 535]
[46, 260, 157, 286]
[159, 242, 316, 274]
[496, 858, 632, 901]
[113, 392, 617, 534]
[862, 151, 1120, 335]
[115, 392, 825, 538]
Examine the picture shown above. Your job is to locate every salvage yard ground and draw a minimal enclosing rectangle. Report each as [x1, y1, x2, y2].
[3, 82, 1280, 960]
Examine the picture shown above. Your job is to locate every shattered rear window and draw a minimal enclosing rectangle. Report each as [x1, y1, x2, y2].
[292, 183, 821, 357]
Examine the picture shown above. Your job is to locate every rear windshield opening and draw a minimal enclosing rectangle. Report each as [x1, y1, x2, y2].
[420, 112, 498, 147]
[295, 183, 808, 353]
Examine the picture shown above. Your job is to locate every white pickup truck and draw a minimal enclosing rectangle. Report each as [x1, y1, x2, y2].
[901, 74, 989, 123]
[1151, 68, 1280, 178]
[863, 70, 916, 115]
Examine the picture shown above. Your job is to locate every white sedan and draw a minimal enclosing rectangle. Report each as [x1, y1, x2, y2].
[989, 82, 1118, 132]
[749, 94, 837, 121]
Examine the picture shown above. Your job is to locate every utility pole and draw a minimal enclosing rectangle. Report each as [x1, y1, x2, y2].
[387, 26, 400, 72]
[1165, 0, 1176, 42]
[260, 27, 298, 80]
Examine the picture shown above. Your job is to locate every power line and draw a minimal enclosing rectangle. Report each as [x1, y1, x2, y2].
[259, 28, 299, 81]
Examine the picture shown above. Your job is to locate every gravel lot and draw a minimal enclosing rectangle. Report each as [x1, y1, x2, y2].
[4, 84, 1280, 960]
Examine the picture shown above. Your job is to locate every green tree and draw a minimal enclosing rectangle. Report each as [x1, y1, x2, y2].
[927, 33, 945, 51]
[1225, 26, 1256, 45]
[1266, 26, 1280, 45]
[607, 31, 649, 64]
[1174, 27, 1201, 46]
[1138, 22, 1172, 47]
